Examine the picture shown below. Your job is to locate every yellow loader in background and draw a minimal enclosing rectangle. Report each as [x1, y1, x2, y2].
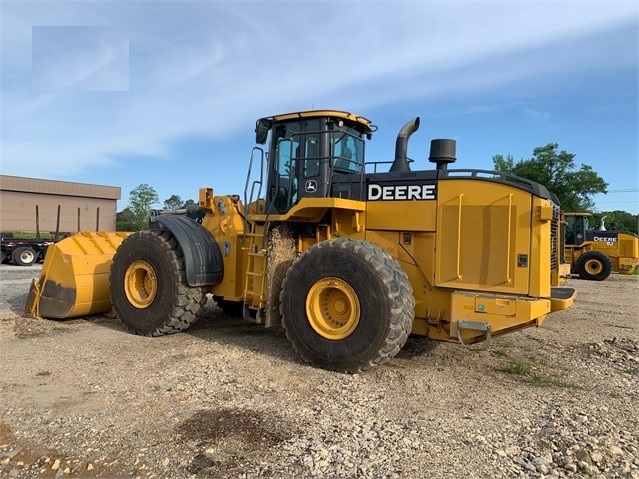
[563, 212, 639, 281]
[26, 110, 575, 372]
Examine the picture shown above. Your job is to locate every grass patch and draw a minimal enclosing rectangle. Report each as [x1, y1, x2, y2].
[530, 372, 545, 384]
[506, 360, 532, 376]
[503, 360, 584, 390]
[491, 339, 515, 357]
[3, 231, 60, 239]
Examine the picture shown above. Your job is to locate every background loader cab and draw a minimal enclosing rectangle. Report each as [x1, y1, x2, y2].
[564, 212, 639, 280]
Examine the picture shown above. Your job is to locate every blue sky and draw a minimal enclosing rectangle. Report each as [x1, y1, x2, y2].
[1, 1, 637, 214]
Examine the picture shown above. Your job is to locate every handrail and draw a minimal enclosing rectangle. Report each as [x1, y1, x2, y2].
[242, 147, 265, 242]
[456, 194, 464, 280]
[505, 194, 513, 284]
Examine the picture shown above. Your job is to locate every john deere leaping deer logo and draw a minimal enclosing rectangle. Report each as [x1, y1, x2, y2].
[305, 180, 317, 193]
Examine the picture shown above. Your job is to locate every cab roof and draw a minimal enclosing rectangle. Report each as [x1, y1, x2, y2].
[260, 110, 374, 135]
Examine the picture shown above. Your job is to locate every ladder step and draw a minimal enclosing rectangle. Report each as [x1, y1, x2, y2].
[245, 271, 263, 277]
[457, 320, 490, 331]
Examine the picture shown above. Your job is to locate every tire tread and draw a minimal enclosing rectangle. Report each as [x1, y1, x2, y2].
[575, 250, 613, 281]
[111, 230, 207, 337]
[280, 237, 414, 373]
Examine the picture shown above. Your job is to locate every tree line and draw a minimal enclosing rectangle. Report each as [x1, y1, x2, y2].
[492, 143, 637, 234]
[116, 184, 196, 231]
[115, 144, 637, 234]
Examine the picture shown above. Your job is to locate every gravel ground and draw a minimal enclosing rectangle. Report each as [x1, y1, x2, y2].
[0, 263, 637, 479]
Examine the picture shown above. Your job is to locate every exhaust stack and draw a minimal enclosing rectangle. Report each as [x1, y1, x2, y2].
[598, 216, 608, 231]
[429, 139, 457, 170]
[390, 117, 420, 173]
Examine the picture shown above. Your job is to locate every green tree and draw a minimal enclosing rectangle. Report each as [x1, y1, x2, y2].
[163, 194, 183, 210]
[592, 210, 638, 234]
[492, 143, 608, 211]
[116, 207, 137, 232]
[128, 184, 159, 231]
[183, 199, 196, 207]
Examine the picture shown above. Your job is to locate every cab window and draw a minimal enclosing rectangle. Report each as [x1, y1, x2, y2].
[330, 127, 364, 173]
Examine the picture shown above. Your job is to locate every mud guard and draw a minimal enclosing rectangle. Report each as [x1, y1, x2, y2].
[150, 215, 223, 286]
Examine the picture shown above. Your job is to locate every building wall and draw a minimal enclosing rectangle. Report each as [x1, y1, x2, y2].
[0, 175, 121, 233]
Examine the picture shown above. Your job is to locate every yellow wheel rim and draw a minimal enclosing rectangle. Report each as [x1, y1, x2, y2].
[584, 259, 603, 275]
[306, 277, 360, 340]
[124, 260, 158, 309]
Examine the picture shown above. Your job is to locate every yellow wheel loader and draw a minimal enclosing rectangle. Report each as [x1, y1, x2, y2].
[564, 212, 639, 281]
[25, 110, 575, 372]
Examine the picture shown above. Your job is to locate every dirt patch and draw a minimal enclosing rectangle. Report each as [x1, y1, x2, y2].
[177, 408, 289, 446]
[177, 408, 291, 476]
[12, 317, 71, 339]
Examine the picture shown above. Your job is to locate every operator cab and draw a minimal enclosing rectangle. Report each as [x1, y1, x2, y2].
[564, 212, 620, 246]
[565, 213, 589, 246]
[255, 110, 373, 214]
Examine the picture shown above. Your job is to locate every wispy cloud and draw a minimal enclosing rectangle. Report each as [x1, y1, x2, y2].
[0, 1, 636, 178]
[32, 26, 129, 91]
[524, 109, 552, 120]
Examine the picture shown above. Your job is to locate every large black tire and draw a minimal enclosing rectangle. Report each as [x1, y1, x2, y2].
[575, 250, 612, 281]
[110, 230, 208, 336]
[12, 246, 37, 266]
[280, 238, 414, 373]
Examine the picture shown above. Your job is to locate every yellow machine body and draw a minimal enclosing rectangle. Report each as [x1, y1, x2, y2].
[25, 109, 575, 370]
[564, 212, 639, 280]
[201, 184, 571, 344]
[25, 232, 130, 319]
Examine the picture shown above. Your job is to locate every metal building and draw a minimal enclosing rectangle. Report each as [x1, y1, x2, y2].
[0, 175, 121, 234]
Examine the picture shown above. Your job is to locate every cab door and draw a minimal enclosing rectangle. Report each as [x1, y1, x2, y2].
[265, 118, 330, 214]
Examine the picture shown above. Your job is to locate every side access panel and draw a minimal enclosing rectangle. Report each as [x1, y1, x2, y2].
[435, 180, 532, 295]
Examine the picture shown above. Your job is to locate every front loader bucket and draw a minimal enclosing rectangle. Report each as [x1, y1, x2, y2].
[25, 231, 131, 319]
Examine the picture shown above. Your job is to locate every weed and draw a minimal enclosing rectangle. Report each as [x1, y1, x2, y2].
[491, 348, 508, 357]
[503, 360, 583, 390]
[530, 372, 546, 385]
[506, 360, 532, 376]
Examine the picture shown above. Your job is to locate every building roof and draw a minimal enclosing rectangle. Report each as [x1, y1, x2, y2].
[0, 175, 121, 200]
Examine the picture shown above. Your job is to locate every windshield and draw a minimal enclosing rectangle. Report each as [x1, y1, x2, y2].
[329, 126, 364, 173]
[265, 117, 367, 213]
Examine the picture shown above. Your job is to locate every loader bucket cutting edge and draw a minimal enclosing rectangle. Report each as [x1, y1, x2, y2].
[24, 231, 131, 319]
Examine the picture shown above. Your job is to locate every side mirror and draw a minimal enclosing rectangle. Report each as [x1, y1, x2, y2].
[255, 119, 270, 145]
